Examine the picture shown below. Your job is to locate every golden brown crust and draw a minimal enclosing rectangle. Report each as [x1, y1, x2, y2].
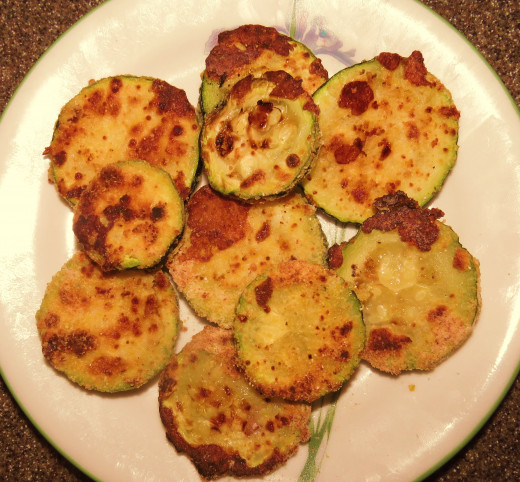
[44, 76, 200, 206]
[73, 160, 185, 271]
[158, 326, 310, 479]
[303, 51, 460, 223]
[36, 251, 180, 392]
[234, 260, 365, 402]
[332, 203, 480, 375]
[168, 185, 328, 328]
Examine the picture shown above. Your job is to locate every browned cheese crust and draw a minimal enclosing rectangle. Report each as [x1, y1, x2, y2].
[158, 325, 310, 479]
[36, 251, 180, 392]
[44, 76, 200, 206]
[167, 185, 328, 328]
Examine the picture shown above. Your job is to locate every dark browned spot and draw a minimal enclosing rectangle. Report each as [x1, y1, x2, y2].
[248, 100, 273, 129]
[255, 221, 271, 242]
[240, 169, 265, 189]
[362, 191, 444, 252]
[377, 52, 401, 70]
[332, 137, 364, 165]
[286, 154, 300, 168]
[178, 185, 250, 262]
[368, 328, 412, 351]
[427, 305, 448, 323]
[338, 80, 374, 115]
[453, 248, 470, 271]
[216, 122, 235, 157]
[327, 244, 344, 270]
[255, 277, 273, 313]
[403, 50, 432, 87]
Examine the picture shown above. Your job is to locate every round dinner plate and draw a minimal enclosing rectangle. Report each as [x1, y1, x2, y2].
[1, 0, 519, 480]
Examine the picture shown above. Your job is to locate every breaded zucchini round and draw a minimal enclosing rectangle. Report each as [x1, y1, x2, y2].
[73, 160, 185, 271]
[201, 71, 320, 201]
[158, 325, 310, 480]
[44, 75, 201, 206]
[329, 192, 480, 375]
[234, 260, 365, 402]
[200, 24, 328, 115]
[302, 51, 460, 223]
[167, 185, 328, 329]
[36, 251, 180, 392]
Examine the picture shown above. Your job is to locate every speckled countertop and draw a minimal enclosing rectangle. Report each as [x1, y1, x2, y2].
[0, 0, 519, 480]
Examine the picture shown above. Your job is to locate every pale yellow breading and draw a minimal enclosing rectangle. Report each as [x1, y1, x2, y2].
[167, 185, 328, 328]
[44, 75, 201, 206]
[331, 196, 480, 375]
[158, 325, 311, 480]
[36, 251, 180, 392]
[73, 160, 185, 271]
[234, 259, 365, 402]
[303, 51, 460, 223]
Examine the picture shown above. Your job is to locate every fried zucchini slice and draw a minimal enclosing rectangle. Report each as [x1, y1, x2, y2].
[36, 251, 180, 392]
[44, 75, 201, 206]
[302, 51, 460, 223]
[329, 192, 480, 375]
[234, 259, 365, 402]
[167, 185, 328, 329]
[158, 326, 310, 480]
[73, 160, 185, 271]
[201, 71, 320, 200]
[200, 24, 328, 115]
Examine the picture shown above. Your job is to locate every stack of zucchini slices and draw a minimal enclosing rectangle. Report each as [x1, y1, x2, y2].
[37, 23, 481, 482]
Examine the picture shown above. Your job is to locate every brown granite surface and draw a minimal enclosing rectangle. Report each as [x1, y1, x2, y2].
[0, 0, 519, 480]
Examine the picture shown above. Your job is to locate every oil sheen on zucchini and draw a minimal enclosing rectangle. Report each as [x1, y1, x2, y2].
[302, 51, 460, 224]
[201, 71, 320, 200]
[329, 192, 480, 375]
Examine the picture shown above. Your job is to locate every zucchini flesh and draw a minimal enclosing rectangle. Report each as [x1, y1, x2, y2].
[303, 51, 460, 223]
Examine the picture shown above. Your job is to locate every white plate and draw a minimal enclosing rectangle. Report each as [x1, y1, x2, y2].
[1, 0, 519, 480]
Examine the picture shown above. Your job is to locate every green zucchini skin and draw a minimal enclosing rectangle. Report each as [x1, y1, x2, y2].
[329, 192, 480, 375]
[200, 71, 320, 201]
[73, 160, 185, 272]
[158, 326, 311, 480]
[44, 75, 201, 207]
[234, 259, 365, 402]
[36, 252, 180, 392]
[199, 24, 328, 117]
[302, 51, 460, 224]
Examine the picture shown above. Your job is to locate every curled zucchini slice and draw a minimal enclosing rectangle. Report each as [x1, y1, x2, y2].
[44, 75, 201, 206]
[201, 71, 320, 201]
[158, 326, 310, 480]
[303, 51, 460, 223]
[329, 192, 480, 375]
[234, 259, 365, 402]
[36, 251, 180, 392]
[200, 24, 328, 115]
[73, 160, 185, 271]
